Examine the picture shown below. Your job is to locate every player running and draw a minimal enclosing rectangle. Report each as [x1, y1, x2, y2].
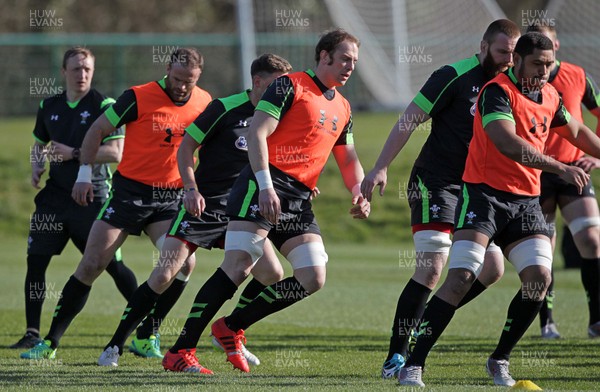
[97, 54, 292, 370]
[399, 32, 600, 387]
[361, 19, 520, 378]
[526, 24, 600, 339]
[11, 47, 137, 349]
[162, 28, 370, 374]
[20, 48, 211, 360]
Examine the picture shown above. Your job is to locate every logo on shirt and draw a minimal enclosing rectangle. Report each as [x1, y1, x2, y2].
[80, 110, 91, 124]
[472, 86, 480, 93]
[235, 136, 248, 151]
[465, 211, 477, 224]
[316, 109, 339, 135]
[103, 207, 115, 220]
[528, 116, 548, 135]
[237, 120, 249, 127]
[163, 128, 185, 144]
[470, 103, 477, 117]
[430, 204, 441, 219]
[50, 114, 59, 121]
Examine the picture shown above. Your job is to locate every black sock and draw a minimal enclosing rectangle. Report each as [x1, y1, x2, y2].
[105, 255, 138, 301]
[169, 268, 237, 353]
[25, 254, 52, 333]
[456, 279, 487, 309]
[105, 282, 159, 353]
[137, 279, 187, 339]
[491, 289, 544, 361]
[581, 257, 600, 325]
[233, 278, 267, 313]
[539, 271, 555, 328]
[45, 275, 91, 349]
[386, 279, 431, 361]
[405, 295, 456, 368]
[225, 277, 310, 332]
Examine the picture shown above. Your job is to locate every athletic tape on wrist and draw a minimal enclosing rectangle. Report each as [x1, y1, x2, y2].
[76, 164, 92, 183]
[255, 169, 273, 190]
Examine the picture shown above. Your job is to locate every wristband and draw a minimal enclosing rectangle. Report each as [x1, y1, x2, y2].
[76, 164, 92, 183]
[351, 183, 362, 198]
[255, 169, 273, 190]
[184, 188, 197, 192]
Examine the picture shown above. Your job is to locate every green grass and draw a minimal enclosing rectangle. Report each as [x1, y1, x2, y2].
[2, 112, 600, 390]
[0, 236, 598, 391]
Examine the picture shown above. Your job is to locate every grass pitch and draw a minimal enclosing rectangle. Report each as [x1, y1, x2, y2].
[0, 236, 598, 391]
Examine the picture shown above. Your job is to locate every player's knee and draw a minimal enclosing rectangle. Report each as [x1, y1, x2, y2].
[569, 216, 600, 237]
[287, 242, 328, 270]
[572, 223, 600, 257]
[295, 267, 326, 293]
[479, 247, 505, 286]
[446, 268, 476, 297]
[413, 230, 452, 254]
[288, 242, 328, 293]
[77, 253, 110, 281]
[224, 231, 266, 267]
[255, 266, 284, 286]
[448, 240, 486, 276]
[508, 237, 553, 274]
[520, 266, 552, 301]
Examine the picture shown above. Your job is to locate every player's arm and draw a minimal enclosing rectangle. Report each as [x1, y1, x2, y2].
[72, 90, 137, 206]
[361, 103, 429, 200]
[248, 75, 294, 224]
[178, 99, 227, 216]
[31, 100, 49, 189]
[94, 134, 124, 164]
[481, 84, 589, 193]
[362, 65, 457, 200]
[177, 133, 204, 217]
[247, 110, 280, 224]
[332, 144, 370, 219]
[552, 116, 600, 168]
[30, 141, 46, 189]
[573, 72, 600, 171]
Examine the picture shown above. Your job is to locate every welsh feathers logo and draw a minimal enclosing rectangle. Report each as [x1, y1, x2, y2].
[466, 211, 477, 224]
[235, 136, 248, 151]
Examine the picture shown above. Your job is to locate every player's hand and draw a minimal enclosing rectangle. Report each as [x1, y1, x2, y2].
[574, 156, 600, 173]
[48, 141, 74, 161]
[559, 165, 590, 195]
[361, 168, 387, 201]
[183, 189, 205, 217]
[350, 194, 370, 219]
[72, 182, 94, 206]
[259, 188, 281, 224]
[309, 187, 320, 201]
[31, 166, 46, 189]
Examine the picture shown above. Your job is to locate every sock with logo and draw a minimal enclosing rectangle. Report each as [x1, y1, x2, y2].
[581, 258, 600, 325]
[25, 254, 52, 332]
[45, 275, 91, 349]
[539, 271, 555, 327]
[225, 277, 310, 331]
[169, 268, 237, 353]
[232, 278, 267, 313]
[491, 289, 544, 361]
[386, 278, 431, 361]
[104, 282, 160, 354]
[136, 278, 187, 339]
[404, 295, 456, 368]
[457, 279, 488, 309]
